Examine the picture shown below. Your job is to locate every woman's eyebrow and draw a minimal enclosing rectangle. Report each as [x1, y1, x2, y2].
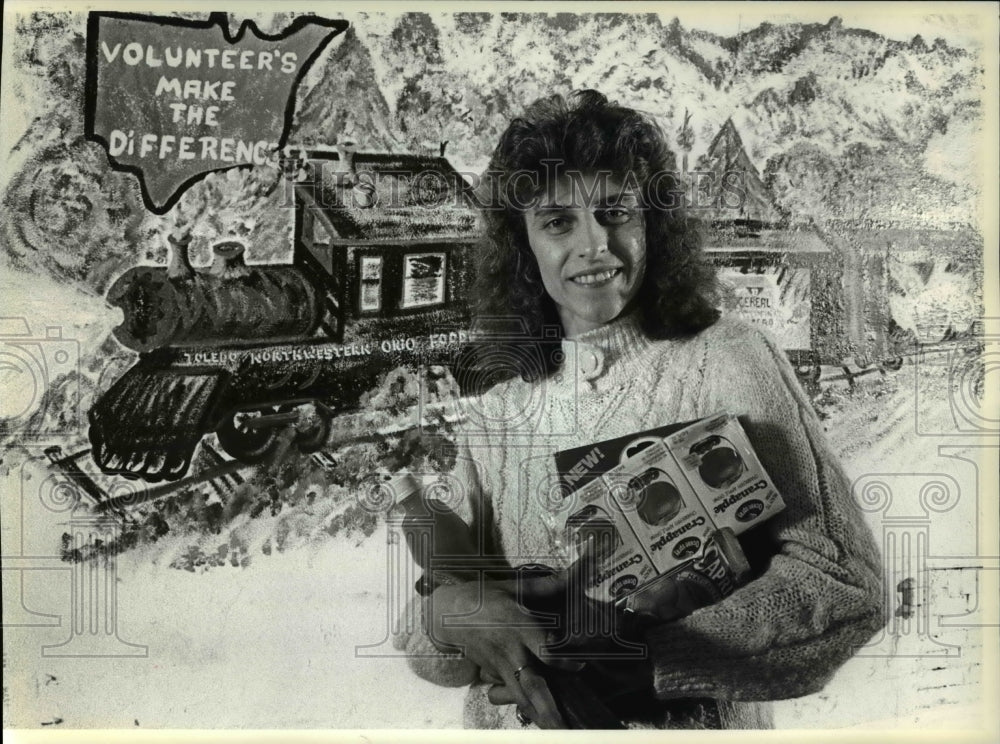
[529, 190, 638, 214]
[601, 189, 640, 204]
[528, 202, 573, 218]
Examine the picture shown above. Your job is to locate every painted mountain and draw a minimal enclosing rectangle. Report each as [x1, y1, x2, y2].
[298, 13, 984, 224]
[2, 11, 985, 299]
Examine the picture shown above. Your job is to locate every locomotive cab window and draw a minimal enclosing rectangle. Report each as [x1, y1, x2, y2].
[359, 256, 383, 312]
[400, 252, 446, 309]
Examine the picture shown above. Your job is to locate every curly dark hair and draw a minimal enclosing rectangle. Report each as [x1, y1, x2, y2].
[464, 90, 719, 385]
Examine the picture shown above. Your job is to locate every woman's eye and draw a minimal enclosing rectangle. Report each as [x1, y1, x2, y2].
[599, 207, 632, 225]
[543, 217, 572, 233]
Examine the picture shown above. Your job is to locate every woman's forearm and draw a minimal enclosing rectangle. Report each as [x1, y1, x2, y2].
[647, 322, 886, 701]
[643, 548, 884, 700]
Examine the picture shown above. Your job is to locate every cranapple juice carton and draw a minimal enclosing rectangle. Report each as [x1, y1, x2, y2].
[663, 412, 785, 535]
[560, 475, 657, 603]
[601, 438, 716, 574]
[615, 526, 751, 626]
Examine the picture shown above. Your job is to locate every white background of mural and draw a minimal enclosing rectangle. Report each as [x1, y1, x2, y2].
[2, 1, 997, 735]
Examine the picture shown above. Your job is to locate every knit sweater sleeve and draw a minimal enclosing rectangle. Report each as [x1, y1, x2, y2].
[390, 418, 496, 688]
[644, 319, 887, 701]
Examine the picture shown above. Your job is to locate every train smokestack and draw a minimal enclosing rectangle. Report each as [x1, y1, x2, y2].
[166, 230, 195, 280]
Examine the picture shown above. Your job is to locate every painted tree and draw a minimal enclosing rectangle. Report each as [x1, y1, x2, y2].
[676, 108, 695, 174]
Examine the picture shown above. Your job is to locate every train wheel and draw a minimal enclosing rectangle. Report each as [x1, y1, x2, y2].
[216, 408, 281, 464]
[278, 403, 330, 453]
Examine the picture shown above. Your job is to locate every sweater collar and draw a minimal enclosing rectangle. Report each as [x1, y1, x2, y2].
[560, 309, 655, 383]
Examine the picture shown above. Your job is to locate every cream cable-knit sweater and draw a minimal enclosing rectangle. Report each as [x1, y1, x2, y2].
[394, 311, 886, 729]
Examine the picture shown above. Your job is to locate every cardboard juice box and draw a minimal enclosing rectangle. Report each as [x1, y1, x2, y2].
[664, 412, 785, 535]
[560, 477, 657, 603]
[601, 438, 716, 574]
[615, 527, 751, 624]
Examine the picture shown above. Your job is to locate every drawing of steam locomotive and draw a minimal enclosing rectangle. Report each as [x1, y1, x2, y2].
[91, 148, 479, 482]
[88, 141, 980, 487]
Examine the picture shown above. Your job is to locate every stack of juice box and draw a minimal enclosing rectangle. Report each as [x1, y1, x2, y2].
[552, 412, 785, 610]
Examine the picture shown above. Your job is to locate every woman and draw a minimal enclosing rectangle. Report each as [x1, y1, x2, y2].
[393, 90, 885, 729]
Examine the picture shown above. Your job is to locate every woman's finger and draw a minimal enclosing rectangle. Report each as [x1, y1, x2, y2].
[523, 623, 587, 672]
[517, 571, 567, 601]
[486, 684, 518, 706]
[479, 667, 503, 685]
[490, 572, 566, 603]
[514, 664, 566, 729]
[496, 653, 543, 726]
[536, 642, 588, 673]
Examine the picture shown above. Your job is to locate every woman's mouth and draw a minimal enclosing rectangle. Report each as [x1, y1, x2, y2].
[570, 268, 622, 287]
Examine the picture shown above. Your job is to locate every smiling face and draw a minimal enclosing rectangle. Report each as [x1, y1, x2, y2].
[524, 171, 647, 337]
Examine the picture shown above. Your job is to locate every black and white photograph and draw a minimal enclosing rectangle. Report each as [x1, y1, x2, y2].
[1, 1, 997, 737]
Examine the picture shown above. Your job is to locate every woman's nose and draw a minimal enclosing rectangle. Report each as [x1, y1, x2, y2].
[577, 213, 609, 257]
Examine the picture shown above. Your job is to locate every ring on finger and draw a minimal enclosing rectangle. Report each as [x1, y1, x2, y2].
[513, 663, 531, 682]
[515, 707, 531, 726]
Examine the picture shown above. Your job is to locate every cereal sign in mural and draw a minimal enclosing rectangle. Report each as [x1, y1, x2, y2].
[718, 267, 811, 351]
[84, 12, 348, 213]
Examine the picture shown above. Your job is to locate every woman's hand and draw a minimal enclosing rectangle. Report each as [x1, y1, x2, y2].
[426, 581, 580, 728]
[493, 566, 637, 657]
